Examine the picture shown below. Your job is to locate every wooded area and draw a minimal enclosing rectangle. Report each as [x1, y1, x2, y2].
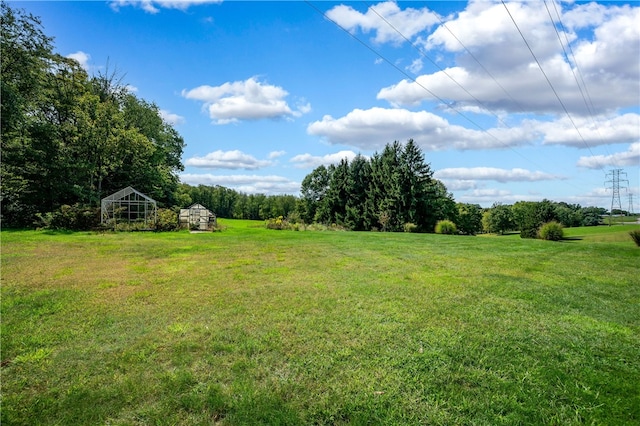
[1, 3, 184, 227]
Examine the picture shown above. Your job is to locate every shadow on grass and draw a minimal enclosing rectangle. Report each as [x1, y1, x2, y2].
[41, 229, 77, 235]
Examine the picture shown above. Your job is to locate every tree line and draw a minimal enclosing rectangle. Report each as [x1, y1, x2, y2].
[1, 3, 184, 227]
[482, 201, 608, 237]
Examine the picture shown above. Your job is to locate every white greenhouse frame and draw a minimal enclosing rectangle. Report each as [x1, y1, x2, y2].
[179, 203, 217, 230]
[101, 186, 157, 228]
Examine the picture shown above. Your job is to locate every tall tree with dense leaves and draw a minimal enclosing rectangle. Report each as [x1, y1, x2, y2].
[456, 203, 483, 235]
[482, 202, 514, 235]
[324, 158, 350, 225]
[298, 165, 330, 224]
[1, 2, 55, 225]
[369, 141, 403, 231]
[345, 154, 372, 231]
[398, 139, 434, 230]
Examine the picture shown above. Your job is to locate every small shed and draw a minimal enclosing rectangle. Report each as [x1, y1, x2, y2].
[101, 186, 157, 228]
[179, 203, 217, 230]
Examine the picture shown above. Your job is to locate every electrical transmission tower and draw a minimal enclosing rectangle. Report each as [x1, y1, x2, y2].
[605, 169, 628, 223]
[629, 193, 635, 216]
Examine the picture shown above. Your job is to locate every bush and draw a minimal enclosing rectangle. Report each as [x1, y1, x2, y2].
[435, 220, 457, 235]
[630, 230, 640, 247]
[403, 222, 418, 233]
[35, 204, 100, 230]
[538, 221, 564, 241]
[266, 216, 288, 230]
[155, 208, 179, 231]
[520, 228, 538, 239]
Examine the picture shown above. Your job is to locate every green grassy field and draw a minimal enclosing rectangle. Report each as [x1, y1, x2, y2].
[2, 221, 639, 425]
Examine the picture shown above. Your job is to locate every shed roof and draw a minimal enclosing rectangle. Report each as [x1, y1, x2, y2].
[187, 203, 209, 210]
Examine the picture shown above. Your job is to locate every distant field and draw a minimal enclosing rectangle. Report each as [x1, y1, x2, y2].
[2, 221, 639, 425]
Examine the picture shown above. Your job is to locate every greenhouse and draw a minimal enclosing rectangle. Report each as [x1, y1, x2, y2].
[179, 203, 217, 231]
[101, 186, 157, 228]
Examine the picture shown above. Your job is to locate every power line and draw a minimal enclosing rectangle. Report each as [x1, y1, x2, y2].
[359, 1, 592, 193]
[303, 1, 511, 147]
[431, 11, 530, 116]
[501, 0, 596, 157]
[544, 0, 612, 157]
[365, 1, 517, 132]
[305, 1, 599, 199]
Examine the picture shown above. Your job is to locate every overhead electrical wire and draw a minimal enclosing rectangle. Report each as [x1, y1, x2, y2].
[303, 0, 537, 166]
[365, 0, 517, 132]
[545, 0, 613, 158]
[430, 12, 531, 116]
[501, 0, 597, 157]
[371, 0, 598, 193]
[304, 0, 593, 194]
[365, 0, 595, 184]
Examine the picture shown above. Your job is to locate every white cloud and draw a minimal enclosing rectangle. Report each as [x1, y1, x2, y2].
[182, 77, 309, 124]
[326, 1, 438, 45]
[185, 150, 272, 170]
[179, 173, 299, 195]
[439, 179, 478, 191]
[406, 58, 423, 74]
[379, 2, 640, 115]
[66, 51, 91, 71]
[536, 113, 640, 148]
[159, 109, 185, 126]
[110, 0, 222, 14]
[307, 107, 532, 151]
[435, 167, 563, 183]
[577, 143, 640, 169]
[290, 150, 361, 169]
[268, 150, 286, 159]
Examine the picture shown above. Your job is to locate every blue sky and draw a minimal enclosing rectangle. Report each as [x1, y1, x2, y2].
[14, 0, 640, 209]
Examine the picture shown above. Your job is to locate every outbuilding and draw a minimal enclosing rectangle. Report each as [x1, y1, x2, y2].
[179, 203, 217, 231]
[101, 186, 157, 229]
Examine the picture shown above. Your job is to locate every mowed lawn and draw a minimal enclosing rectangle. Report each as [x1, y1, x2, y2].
[2, 221, 639, 425]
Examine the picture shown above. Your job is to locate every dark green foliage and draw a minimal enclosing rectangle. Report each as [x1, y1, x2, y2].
[456, 203, 483, 235]
[296, 140, 450, 232]
[0, 3, 184, 227]
[345, 155, 373, 231]
[482, 203, 514, 234]
[35, 204, 99, 230]
[298, 165, 330, 224]
[435, 220, 457, 235]
[581, 206, 606, 226]
[630, 230, 640, 246]
[538, 221, 564, 241]
[179, 184, 297, 221]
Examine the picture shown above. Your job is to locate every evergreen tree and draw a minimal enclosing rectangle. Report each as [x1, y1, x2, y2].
[345, 154, 372, 231]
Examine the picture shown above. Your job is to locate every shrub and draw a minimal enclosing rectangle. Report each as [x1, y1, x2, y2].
[520, 228, 538, 239]
[35, 204, 99, 230]
[630, 230, 640, 247]
[266, 216, 287, 230]
[435, 220, 457, 235]
[155, 208, 179, 232]
[538, 221, 564, 241]
[403, 222, 418, 233]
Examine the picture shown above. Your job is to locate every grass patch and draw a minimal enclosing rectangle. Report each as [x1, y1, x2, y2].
[2, 221, 639, 424]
